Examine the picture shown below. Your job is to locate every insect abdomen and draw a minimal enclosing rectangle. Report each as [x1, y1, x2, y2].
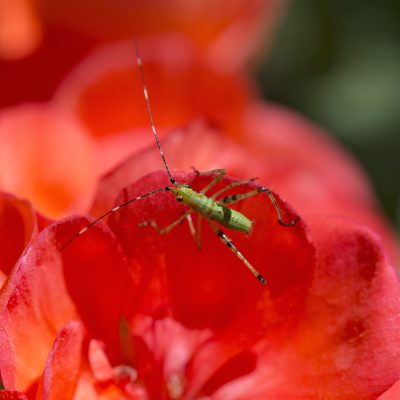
[217, 206, 252, 233]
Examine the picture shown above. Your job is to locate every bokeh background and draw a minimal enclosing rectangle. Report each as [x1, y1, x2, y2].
[258, 0, 400, 231]
[0, 0, 399, 231]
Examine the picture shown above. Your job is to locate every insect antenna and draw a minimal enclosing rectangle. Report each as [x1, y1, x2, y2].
[133, 41, 176, 185]
[60, 42, 176, 251]
[60, 187, 168, 251]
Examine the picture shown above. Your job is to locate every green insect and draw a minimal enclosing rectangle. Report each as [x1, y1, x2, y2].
[61, 42, 298, 284]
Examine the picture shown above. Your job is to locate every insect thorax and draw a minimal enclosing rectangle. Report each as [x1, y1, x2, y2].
[172, 186, 252, 233]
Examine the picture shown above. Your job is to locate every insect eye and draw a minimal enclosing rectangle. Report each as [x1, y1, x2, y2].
[176, 195, 184, 202]
[184, 184, 191, 189]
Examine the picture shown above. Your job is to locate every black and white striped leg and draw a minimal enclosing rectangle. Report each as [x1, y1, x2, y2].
[208, 222, 267, 285]
[219, 187, 299, 227]
[60, 186, 169, 251]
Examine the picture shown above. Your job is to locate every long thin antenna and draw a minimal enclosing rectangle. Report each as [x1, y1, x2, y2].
[133, 40, 175, 184]
[60, 187, 167, 251]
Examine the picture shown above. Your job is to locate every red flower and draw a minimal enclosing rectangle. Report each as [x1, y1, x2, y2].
[0, 125, 400, 398]
[0, 3, 398, 398]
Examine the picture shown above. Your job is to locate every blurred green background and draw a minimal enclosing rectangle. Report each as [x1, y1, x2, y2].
[258, 0, 400, 231]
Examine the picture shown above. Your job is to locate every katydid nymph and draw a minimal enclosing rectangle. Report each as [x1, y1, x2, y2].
[61, 42, 299, 285]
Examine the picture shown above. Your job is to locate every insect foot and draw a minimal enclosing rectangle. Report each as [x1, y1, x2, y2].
[278, 216, 300, 227]
[258, 186, 300, 228]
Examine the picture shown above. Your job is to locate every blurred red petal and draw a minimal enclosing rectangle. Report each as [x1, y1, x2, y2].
[38, 321, 84, 400]
[242, 102, 399, 265]
[183, 339, 260, 398]
[0, 391, 27, 400]
[0, 326, 16, 390]
[0, 224, 78, 390]
[0, 24, 96, 108]
[243, 102, 375, 206]
[88, 339, 114, 382]
[0, 104, 96, 218]
[0, 192, 37, 277]
[36, 0, 286, 69]
[54, 39, 252, 140]
[198, 349, 257, 396]
[0, 0, 42, 60]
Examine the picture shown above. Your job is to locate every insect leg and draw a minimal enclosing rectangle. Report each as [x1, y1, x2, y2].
[208, 221, 266, 285]
[210, 178, 258, 200]
[196, 215, 203, 250]
[140, 211, 202, 249]
[186, 214, 202, 250]
[191, 168, 226, 194]
[140, 209, 193, 234]
[60, 186, 169, 251]
[219, 187, 299, 227]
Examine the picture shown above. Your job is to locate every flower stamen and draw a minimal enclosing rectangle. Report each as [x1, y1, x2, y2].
[167, 372, 186, 399]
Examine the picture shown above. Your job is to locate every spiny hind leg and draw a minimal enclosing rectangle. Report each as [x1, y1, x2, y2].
[208, 221, 266, 285]
[218, 187, 299, 227]
[191, 167, 226, 194]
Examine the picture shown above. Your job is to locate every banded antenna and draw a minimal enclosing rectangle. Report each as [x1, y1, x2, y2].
[133, 41, 175, 184]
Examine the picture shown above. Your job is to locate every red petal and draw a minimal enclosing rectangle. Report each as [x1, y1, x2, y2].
[56, 216, 135, 360]
[0, 104, 96, 218]
[0, 223, 79, 390]
[108, 170, 315, 336]
[0, 391, 27, 400]
[220, 217, 400, 399]
[183, 340, 259, 398]
[242, 102, 399, 266]
[54, 39, 251, 139]
[242, 102, 375, 205]
[0, 192, 37, 277]
[301, 217, 400, 397]
[379, 380, 400, 400]
[0, 215, 135, 390]
[87, 339, 114, 382]
[0, 326, 16, 390]
[38, 321, 84, 400]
